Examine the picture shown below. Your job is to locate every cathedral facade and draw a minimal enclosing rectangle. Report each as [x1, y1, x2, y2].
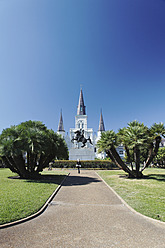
[57, 89, 106, 160]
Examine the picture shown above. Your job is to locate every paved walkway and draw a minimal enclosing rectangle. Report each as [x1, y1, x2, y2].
[1, 170, 165, 248]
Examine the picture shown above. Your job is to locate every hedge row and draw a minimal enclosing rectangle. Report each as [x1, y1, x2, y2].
[52, 160, 118, 169]
[154, 163, 165, 169]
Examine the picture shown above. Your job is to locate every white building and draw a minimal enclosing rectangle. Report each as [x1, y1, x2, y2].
[57, 89, 124, 160]
[69, 89, 94, 150]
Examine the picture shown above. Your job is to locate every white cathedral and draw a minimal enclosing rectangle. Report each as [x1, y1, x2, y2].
[57, 89, 125, 160]
[57, 89, 106, 160]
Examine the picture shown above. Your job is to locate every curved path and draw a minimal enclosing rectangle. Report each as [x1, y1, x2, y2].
[1, 170, 165, 248]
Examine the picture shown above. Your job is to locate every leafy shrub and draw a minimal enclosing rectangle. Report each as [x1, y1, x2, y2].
[52, 160, 117, 169]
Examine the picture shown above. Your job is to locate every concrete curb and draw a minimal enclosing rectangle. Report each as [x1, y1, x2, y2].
[0, 173, 70, 229]
[96, 171, 165, 226]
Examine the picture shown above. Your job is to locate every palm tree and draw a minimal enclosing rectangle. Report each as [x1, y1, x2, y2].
[0, 121, 68, 179]
[121, 121, 149, 178]
[97, 130, 132, 176]
[141, 122, 165, 172]
[97, 121, 165, 178]
[0, 125, 28, 177]
[118, 127, 133, 170]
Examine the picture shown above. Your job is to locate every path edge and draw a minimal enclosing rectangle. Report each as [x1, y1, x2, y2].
[0, 173, 70, 229]
[96, 171, 165, 226]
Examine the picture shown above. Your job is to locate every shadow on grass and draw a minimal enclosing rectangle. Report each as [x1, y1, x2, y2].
[119, 174, 165, 182]
[8, 174, 66, 185]
[143, 174, 165, 182]
[8, 174, 101, 186]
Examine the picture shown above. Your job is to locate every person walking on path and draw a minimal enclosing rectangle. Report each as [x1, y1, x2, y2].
[76, 159, 81, 173]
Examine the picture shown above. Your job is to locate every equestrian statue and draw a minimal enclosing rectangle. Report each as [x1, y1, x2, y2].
[71, 129, 93, 148]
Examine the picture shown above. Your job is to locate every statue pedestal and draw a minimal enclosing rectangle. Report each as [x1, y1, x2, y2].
[69, 147, 95, 160]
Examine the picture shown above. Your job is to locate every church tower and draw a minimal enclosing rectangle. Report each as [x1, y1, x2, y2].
[69, 88, 94, 160]
[77, 88, 86, 115]
[95, 110, 106, 159]
[97, 109, 105, 140]
[75, 88, 87, 130]
[57, 110, 65, 139]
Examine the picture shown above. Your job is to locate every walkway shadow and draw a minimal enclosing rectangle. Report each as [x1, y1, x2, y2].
[63, 175, 101, 186]
[8, 174, 101, 186]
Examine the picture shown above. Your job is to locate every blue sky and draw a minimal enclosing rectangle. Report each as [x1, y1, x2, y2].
[0, 0, 165, 134]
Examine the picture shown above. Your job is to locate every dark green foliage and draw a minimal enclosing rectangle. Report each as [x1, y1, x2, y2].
[53, 160, 117, 169]
[0, 121, 68, 179]
[154, 147, 165, 168]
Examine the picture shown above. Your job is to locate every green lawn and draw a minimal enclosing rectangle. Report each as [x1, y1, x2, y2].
[97, 168, 165, 222]
[0, 168, 67, 225]
[1, 168, 165, 225]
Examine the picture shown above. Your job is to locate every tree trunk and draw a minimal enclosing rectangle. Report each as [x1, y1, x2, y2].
[141, 136, 161, 172]
[34, 154, 38, 168]
[12, 155, 28, 178]
[2, 156, 17, 173]
[134, 146, 141, 178]
[110, 144, 133, 176]
[41, 154, 55, 169]
[36, 153, 45, 172]
[27, 152, 30, 171]
[125, 145, 133, 170]
[7, 156, 18, 172]
[29, 152, 35, 172]
[106, 150, 117, 164]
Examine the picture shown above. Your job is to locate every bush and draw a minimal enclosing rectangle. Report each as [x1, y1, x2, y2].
[52, 160, 117, 170]
[153, 163, 165, 169]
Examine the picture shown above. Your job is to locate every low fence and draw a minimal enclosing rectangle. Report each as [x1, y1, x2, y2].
[52, 160, 118, 170]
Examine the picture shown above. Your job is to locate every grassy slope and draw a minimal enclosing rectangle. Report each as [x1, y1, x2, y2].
[97, 168, 165, 222]
[0, 168, 67, 225]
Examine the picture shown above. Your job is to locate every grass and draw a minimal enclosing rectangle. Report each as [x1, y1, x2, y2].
[97, 168, 165, 222]
[0, 168, 68, 225]
[1, 167, 165, 225]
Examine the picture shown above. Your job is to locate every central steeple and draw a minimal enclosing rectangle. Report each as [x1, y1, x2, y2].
[77, 88, 86, 115]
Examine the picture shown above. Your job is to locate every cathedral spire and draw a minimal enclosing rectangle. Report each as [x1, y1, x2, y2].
[77, 88, 86, 115]
[98, 109, 105, 131]
[58, 110, 65, 131]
